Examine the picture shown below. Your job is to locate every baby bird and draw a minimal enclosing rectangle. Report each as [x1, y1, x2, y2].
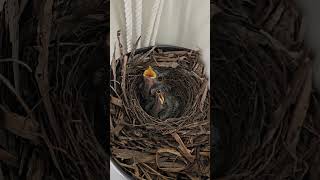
[150, 85, 181, 119]
[140, 66, 169, 97]
[138, 66, 162, 104]
[144, 89, 165, 118]
[139, 66, 180, 119]
[141, 66, 158, 99]
[138, 66, 158, 113]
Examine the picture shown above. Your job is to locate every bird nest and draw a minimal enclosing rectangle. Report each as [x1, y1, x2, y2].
[110, 36, 210, 179]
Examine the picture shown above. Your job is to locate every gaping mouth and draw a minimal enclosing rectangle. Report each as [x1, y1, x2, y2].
[159, 93, 165, 105]
[143, 66, 157, 79]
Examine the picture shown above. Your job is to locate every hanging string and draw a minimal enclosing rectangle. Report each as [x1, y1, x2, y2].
[150, 0, 164, 46]
[123, 0, 133, 52]
[143, 0, 161, 47]
[134, 0, 142, 48]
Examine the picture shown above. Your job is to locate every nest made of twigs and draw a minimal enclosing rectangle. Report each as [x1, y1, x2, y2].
[110, 37, 210, 179]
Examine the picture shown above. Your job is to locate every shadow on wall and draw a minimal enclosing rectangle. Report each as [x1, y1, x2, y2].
[295, 0, 320, 92]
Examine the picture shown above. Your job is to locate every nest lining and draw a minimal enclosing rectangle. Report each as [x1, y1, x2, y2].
[110, 39, 210, 179]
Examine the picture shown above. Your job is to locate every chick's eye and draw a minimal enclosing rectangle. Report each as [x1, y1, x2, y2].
[156, 90, 161, 94]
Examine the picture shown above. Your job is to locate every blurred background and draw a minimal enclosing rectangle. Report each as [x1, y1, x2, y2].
[295, 0, 320, 92]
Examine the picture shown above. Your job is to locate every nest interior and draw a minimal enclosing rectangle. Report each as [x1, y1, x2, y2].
[128, 66, 202, 121]
[110, 44, 210, 179]
[130, 68, 179, 115]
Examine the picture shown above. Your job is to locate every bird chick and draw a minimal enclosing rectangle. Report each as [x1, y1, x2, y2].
[141, 66, 157, 98]
[139, 66, 179, 119]
[142, 85, 166, 117]
[149, 85, 181, 119]
[147, 89, 166, 118]
[158, 92, 181, 119]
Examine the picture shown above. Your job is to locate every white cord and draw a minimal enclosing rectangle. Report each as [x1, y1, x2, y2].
[134, 0, 142, 48]
[123, 0, 133, 52]
[143, 0, 161, 47]
[150, 0, 164, 46]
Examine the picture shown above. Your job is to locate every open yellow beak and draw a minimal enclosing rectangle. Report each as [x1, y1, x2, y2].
[143, 66, 157, 79]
